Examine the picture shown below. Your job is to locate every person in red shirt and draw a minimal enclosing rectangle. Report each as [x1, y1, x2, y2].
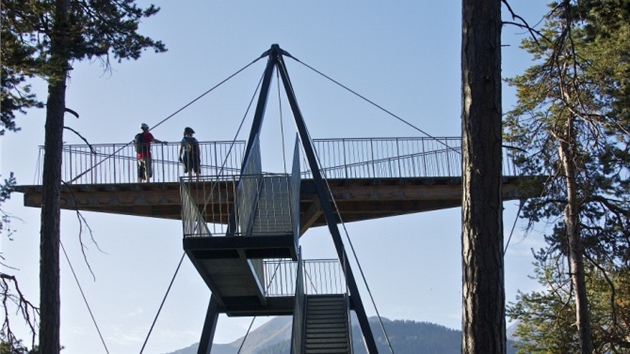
[136, 123, 167, 183]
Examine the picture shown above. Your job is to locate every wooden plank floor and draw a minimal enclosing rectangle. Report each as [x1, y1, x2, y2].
[16, 176, 541, 233]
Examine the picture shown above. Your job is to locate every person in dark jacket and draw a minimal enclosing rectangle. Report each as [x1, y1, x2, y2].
[179, 126, 200, 181]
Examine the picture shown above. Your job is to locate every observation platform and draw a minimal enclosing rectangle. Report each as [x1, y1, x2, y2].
[15, 137, 540, 234]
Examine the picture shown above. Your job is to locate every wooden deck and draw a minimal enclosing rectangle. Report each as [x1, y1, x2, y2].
[16, 176, 539, 234]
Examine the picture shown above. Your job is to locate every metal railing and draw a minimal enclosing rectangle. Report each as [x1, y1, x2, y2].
[308, 137, 520, 178]
[181, 173, 298, 237]
[237, 134, 262, 235]
[180, 179, 213, 237]
[38, 140, 245, 184]
[181, 134, 299, 238]
[263, 258, 346, 297]
[35, 137, 521, 185]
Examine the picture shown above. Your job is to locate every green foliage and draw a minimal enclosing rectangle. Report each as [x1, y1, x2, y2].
[504, 0, 630, 350]
[507, 249, 630, 352]
[0, 28, 42, 136]
[0, 0, 167, 131]
[0, 173, 16, 204]
[504, 0, 630, 263]
[0, 173, 17, 236]
[0, 336, 39, 354]
[1, 0, 167, 349]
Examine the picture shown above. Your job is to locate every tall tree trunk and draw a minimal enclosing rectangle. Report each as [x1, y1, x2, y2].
[461, 0, 505, 353]
[40, 0, 70, 352]
[558, 118, 593, 353]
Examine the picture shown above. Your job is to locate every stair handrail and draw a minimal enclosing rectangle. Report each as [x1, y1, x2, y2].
[180, 178, 212, 237]
[342, 252, 354, 354]
[290, 136, 301, 249]
[290, 249, 306, 354]
[236, 133, 263, 236]
[345, 282, 354, 353]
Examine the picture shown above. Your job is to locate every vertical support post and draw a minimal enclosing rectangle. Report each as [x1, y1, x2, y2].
[226, 44, 280, 236]
[197, 295, 221, 354]
[242, 44, 283, 166]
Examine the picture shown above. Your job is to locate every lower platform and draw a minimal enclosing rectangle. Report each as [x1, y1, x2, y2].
[183, 234, 297, 310]
[184, 234, 297, 259]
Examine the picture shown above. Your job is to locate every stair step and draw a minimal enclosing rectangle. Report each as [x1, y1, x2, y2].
[307, 314, 346, 319]
[306, 322, 346, 328]
[307, 307, 345, 311]
[308, 302, 345, 306]
[306, 331, 347, 338]
[305, 324, 347, 329]
[308, 301, 345, 306]
[306, 337, 348, 342]
[307, 308, 345, 313]
[306, 316, 346, 321]
[305, 344, 349, 349]
[302, 294, 350, 354]
[305, 344, 349, 350]
[306, 329, 346, 335]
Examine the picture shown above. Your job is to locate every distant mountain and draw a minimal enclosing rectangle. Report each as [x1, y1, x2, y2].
[506, 321, 520, 342]
[165, 316, 519, 354]
[164, 316, 292, 354]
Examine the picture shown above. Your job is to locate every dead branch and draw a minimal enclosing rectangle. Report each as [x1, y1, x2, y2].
[501, 0, 547, 45]
[63, 126, 96, 154]
[1, 272, 39, 349]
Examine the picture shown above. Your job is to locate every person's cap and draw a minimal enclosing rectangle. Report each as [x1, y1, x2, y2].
[184, 127, 195, 134]
[140, 123, 149, 130]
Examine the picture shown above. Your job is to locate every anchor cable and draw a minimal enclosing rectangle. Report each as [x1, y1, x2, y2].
[276, 69, 288, 174]
[289, 57, 459, 155]
[235, 259, 286, 354]
[138, 252, 186, 354]
[196, 69, 265, 220]
[504, 199, 526, 254]
[323, 168, 396, 354]
[69, 56, 263, 184]
[236, 317, 257, 354]
[60, 241, 110, 353]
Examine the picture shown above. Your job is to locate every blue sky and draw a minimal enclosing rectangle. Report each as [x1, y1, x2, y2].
[1, 1, 551, 353]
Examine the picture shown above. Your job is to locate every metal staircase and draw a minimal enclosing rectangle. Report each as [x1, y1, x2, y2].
[184, 44, 380, 354]
[304, 295, 351, 354]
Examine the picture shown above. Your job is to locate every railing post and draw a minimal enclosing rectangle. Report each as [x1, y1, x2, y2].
[422, 138, 427, 176]
[92, 146, 98, 184]
[445, 138, 451, 177]
[370, 138, 375, 178]
[112, 144, 117, 184]
[213, 141, 218, 175]
[160, 143, 166, 183]
[396, 138, 401, 178]
[67, 145, 73, 184]
[342, 139, 348, 179]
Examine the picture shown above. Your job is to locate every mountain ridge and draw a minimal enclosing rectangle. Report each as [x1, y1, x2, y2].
[164, 316, 519, 354]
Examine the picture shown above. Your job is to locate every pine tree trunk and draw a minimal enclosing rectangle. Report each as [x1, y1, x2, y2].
[461, 0, 505, 353]
[558, 118, 593, 353]
[39, 0, 70, 352]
